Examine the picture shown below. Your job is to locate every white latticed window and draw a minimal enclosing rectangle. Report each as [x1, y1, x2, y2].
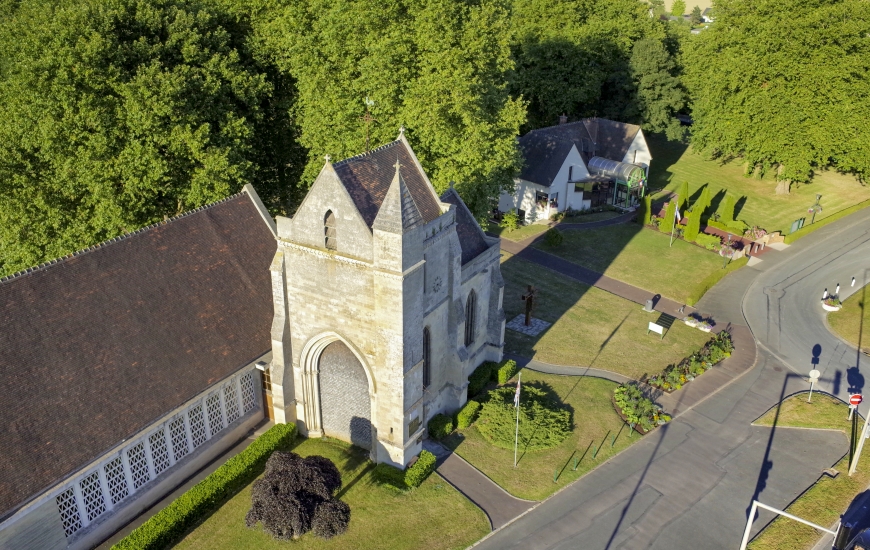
[50, 369, 259, 540]
[127, 442, 150, 490]
[224, 383, 240, 424]
[240, 371, 256, 412]
[56, 488, 82, 537]
[79, 471, 106, 521]
[188, 404, 207, 448]
[169, 416, 189, 462]
[149, 430, 170, 475]
[104, 457, 129, 505]
[206, 392, 224, 436]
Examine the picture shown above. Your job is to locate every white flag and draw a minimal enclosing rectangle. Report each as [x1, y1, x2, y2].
[514, 377, 521, 408]
[675, 208, 681, 221]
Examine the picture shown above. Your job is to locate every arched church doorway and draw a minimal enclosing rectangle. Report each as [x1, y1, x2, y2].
[318, 341, 372, 449]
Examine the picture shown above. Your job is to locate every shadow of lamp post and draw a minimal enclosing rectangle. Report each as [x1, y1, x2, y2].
[809, 194, 823, 224]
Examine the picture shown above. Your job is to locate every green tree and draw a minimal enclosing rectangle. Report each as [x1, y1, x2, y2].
[629, 38, 685, 140]
[719, 192, 736, 222]
[671, 0, 686, 16]
[683, 208, 701, 241]
[650, 0, 666, 18]
[684, 0, 870, 184]
[678, 181, 690, 213]
[0, 0, 300, 276]
[256, 0, 525, 220]
[638, 194, 652, 225]
[690, 5, 703, 24]
[661, 200, 677, 233]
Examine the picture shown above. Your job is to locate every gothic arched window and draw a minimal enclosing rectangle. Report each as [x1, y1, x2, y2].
[324, 210, 337, 250]
[464, 291, 476, 347]
[422, 327, 431, 389]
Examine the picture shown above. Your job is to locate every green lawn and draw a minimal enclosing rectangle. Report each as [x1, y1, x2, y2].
[560, 211, 622, 224]
[532, 223, 724, 304]
[748, 394, 867, 550]
[828, 285, 870, 355]
[647, 133, 870, 235]
[174, 438, 489, 550]
[501, 252, 710, 379]
[442, 371, 644, 501]
[487, 222, 549, 242]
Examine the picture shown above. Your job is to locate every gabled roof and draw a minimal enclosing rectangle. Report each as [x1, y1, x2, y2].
[0, 192, 275, 520]
[333, 139, 442, 228]
[518, 118, 642, 187]
[440, 187, 491, 265]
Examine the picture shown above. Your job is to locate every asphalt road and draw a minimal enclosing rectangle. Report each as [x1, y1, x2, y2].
[474, 209, 870, 550]
[743, 210, 870, 410]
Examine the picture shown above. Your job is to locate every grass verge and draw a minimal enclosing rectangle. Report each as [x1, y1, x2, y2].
[646, 133, 870, 235]
[501, 252, 711, 379]
[748, 394, 867, 550]
[532, 223, 723, 304]
[487, 222, 549, 242]
[827, 284, 870, 355]
[174, 438, 489, 550]
[442, 371, 643, 501]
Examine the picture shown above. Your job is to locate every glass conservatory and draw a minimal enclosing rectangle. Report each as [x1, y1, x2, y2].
[587, 157, 647, 209]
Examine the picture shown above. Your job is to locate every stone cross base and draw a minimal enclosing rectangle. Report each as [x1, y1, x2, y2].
[506, 314, 552, 337]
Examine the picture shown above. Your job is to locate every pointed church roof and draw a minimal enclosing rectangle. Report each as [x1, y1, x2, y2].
[332, 139, 442, 228]
[440, 186, 491, 265]
[373, 162, 425, 233]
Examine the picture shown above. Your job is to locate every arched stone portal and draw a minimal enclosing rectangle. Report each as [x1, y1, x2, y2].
[318, 341, 372, 449]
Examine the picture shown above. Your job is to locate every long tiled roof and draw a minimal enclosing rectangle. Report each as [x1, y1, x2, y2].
[518, 118, 641, 187]
[333, 140, 442, 228]
[0, 193, 275, 520]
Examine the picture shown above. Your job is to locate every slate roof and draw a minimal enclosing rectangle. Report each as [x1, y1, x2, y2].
[518, 118, 642, 187]
[0, 193, 275, 520]
[333, 140, 442, 228]
[440, 188, 491, 265]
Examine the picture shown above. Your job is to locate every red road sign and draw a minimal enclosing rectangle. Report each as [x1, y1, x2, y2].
[851, 395, 863, 406]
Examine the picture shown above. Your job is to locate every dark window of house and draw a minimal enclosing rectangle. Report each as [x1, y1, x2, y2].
[423, 327, 431, 388]
[324, 210, 337, 250]
[464, 291, 476, 347]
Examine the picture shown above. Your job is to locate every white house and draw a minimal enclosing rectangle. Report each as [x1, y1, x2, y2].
[500, 117, 652, 222]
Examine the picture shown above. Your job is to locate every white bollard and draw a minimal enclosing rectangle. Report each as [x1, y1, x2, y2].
[853, 277, 857, 287]
[823, 289, 828, 299]
[836, 284, 840, 295]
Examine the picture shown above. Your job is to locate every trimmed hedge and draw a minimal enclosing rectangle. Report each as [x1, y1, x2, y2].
[427, 413, 454, 440]
[784, 198, 870, 243]
[686, 256, 748, 306]
[404, 450, 436, 488]
[456, 400, 481, 429]
[496, 359, 518, 384]
[543, 227, 564, 247]
[112, 422, 297, 550]
[468, 361, 496, 397]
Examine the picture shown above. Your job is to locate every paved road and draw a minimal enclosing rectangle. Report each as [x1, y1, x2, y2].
[742, 209, 870, 410]
[473, 212, 870, 550]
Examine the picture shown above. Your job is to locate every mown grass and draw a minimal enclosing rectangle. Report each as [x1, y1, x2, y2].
[501, 252, 711, 379]
[828, 284, 870, 355]
[442, 371, 643, 501]
[486, 222, 549, 242]
[174, 438, 489, 550]
[531, 223, 723, 304]
[748, 394, 868, 550]
[646, 133, 870, 235]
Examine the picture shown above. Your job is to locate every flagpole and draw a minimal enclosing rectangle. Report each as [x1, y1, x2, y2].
[670, 201, 680, 248]
[514, 372, 521, 468]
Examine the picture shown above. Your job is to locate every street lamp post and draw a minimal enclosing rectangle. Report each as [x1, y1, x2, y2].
[722, 235, 732, 269]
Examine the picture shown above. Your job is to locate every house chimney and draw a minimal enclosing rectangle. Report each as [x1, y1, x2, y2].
[558, 114, 568, 125]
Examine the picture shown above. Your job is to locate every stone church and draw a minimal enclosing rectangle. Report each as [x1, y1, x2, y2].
[268, 130, 506, 467]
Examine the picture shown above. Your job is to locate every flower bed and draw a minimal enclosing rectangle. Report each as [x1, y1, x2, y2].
[646, 332, 733, 392]
[822, 296, 842, 311]
[683, 313, 714, 332]
[612, 384, 670, 433]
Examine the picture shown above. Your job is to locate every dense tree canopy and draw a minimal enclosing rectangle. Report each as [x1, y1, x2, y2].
[254, 0, 525, 219]
[509, 0, 684, 137]
[0, 0, 301, 275]
[684, 0, 870, 183]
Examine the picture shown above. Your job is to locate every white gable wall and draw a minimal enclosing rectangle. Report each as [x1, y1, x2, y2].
[622, 129, 653, 177]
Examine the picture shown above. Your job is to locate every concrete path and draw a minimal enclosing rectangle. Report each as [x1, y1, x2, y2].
[422, 440, 534, 530]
